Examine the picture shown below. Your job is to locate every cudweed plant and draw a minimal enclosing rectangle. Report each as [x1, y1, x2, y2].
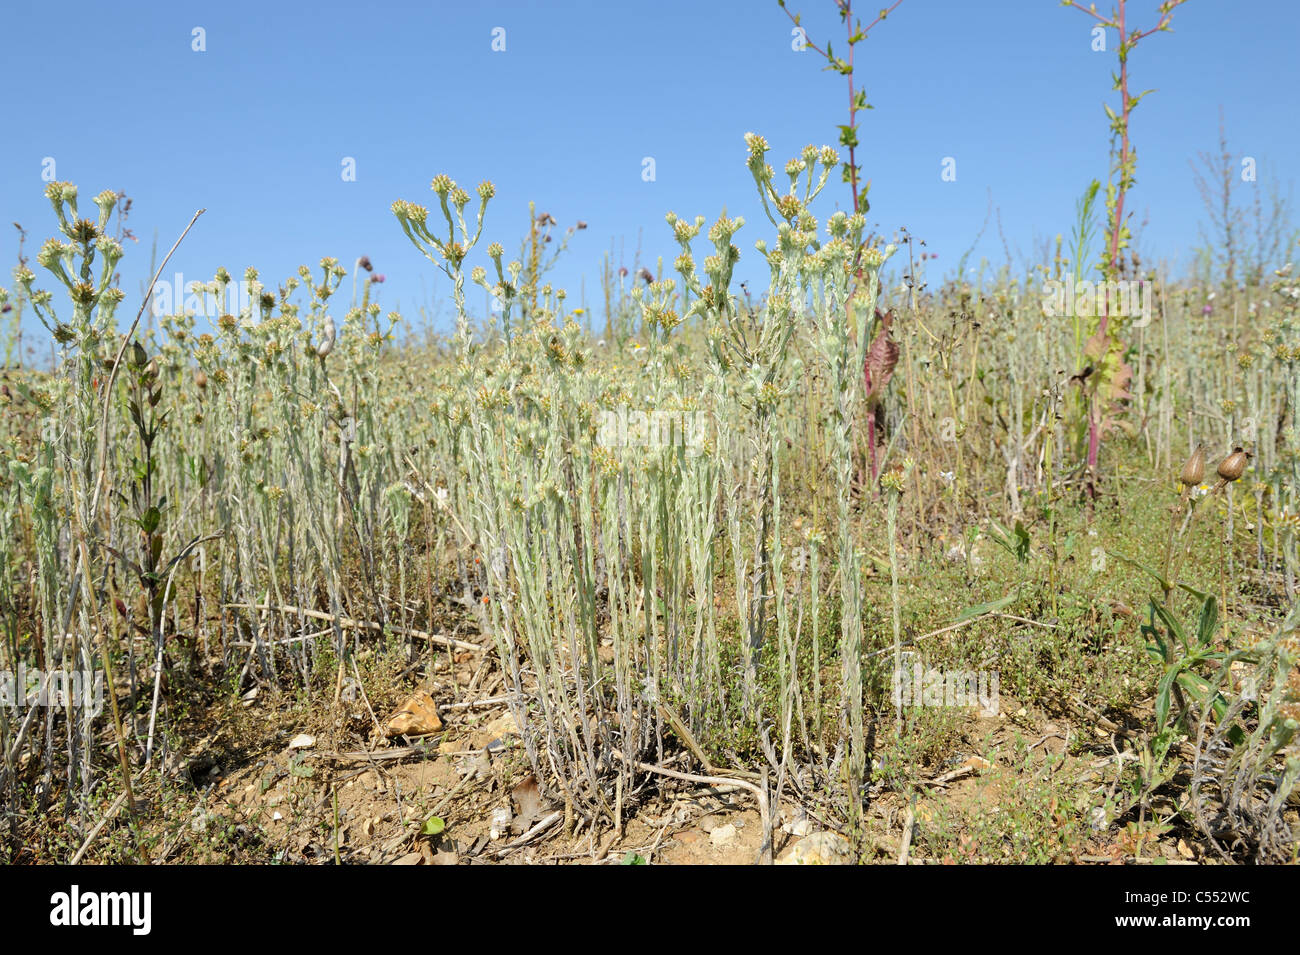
[4, 64, 1299, 863]
[2, 182, 128, 810]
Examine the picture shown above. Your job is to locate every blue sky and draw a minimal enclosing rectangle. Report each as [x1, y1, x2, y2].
[1, 0, 1296, 351]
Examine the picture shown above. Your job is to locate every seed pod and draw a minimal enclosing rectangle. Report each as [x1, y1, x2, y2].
[1217, 447, 1250, 483]
[1179, 443, 1206, 487]
[316, 315, 336, 359]
[194, 369, 208, 390]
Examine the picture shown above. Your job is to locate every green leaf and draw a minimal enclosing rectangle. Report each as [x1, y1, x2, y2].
[1196, 594, 1218, 647]
[1141, 604, 1169, 663]
[422, 815, 446, 836]
[621, 852, 646, 865]
[1106, 550, 1170, 593]
[988, 519, 1027, 562]
[1151, 600, 1188, 654]
[955, 591, 1018, 622]
[1154, 661, 1183, 730]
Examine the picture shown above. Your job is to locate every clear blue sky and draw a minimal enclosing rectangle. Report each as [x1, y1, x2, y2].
[1, 0, 1296, 349]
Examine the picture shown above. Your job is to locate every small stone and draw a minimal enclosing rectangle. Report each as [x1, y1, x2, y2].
[675, 829, 704, 846]
[471, 711, 519, 748]
[710, 823, 738, 847]
[288, 733, 316, 750]
[385, 690, 444, 738]
[777, 831, 853, 865]
[782, 817, 816, 838]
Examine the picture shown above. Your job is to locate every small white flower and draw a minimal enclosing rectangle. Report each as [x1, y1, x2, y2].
[940, 470, 955, 484]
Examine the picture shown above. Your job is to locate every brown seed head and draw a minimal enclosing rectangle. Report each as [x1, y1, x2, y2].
[1217, 447, 1250, 483]
[1179, 443, 1206, 487]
